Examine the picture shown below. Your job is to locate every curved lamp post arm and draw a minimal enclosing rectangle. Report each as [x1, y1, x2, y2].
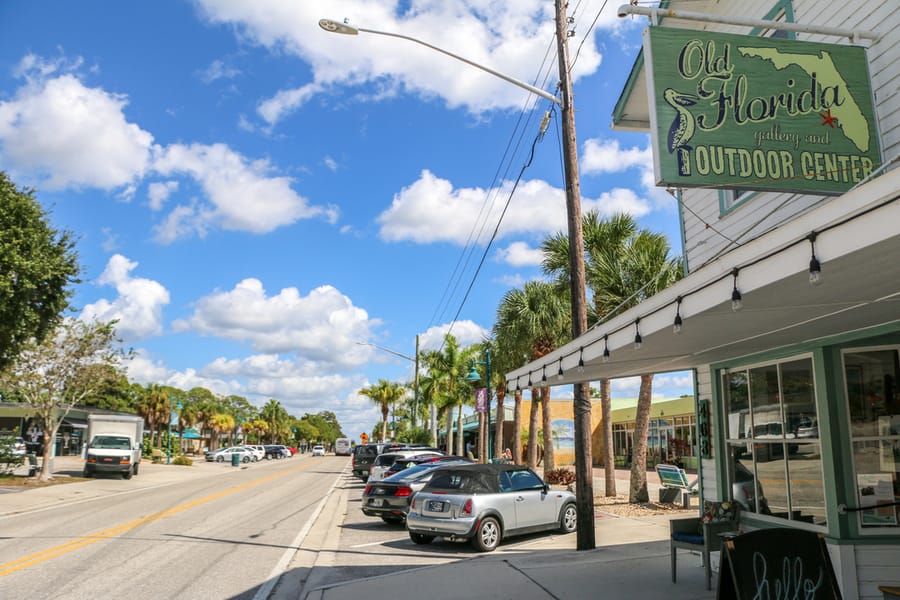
[319, 19, 561, 106]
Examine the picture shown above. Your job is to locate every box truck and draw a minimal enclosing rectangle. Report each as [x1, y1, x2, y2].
[83, 414, 144, 479]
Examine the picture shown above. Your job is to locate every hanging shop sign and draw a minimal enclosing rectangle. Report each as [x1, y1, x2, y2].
[643, 27, 881, 194]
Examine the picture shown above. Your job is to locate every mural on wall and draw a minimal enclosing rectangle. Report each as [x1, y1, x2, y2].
[552, 418, 575, 465]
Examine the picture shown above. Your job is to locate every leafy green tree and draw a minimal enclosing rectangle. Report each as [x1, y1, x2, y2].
[590, 223, 682, 502]
[543, 211, 638, 496]
[0, 172, 80, 371]
[260, 399, 289, 443]
[0, 318, 125, 480]
[494, 281, 569, 470]
[359, 380, 406, 442]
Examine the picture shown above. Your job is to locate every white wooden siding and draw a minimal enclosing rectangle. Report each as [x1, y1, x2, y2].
[855, 544, 900, 600]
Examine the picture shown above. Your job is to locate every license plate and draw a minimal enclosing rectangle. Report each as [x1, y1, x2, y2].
[426, 500, 444, 512]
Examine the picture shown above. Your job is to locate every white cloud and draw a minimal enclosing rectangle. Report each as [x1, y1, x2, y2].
[194, 1, 633, 126]
[80, 254, 170, 341]
[323, 156, 338, 172]
[581, 138, 651, 174]
[419, 320, 488, 351]
[256, 82, 322, 127]
[377, 169, 652, 245]
[147, 180, 179, 210]
[173, 278, 380, 363]
[199, 59, 241, 83]
[151, 143, 339, 239]
[581, 137, 674, 211]
[496, 241, 543, 267]
[0, 62, 153, 190]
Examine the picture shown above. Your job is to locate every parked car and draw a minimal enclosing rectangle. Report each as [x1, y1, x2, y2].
[352, 443, 389, 480]
[362, 460, 472, 523]
[407, 463, 577, 552]
[368, 450, 443, 483]
[312, 445, 326, 456]
[264, 444, 287, 459]
[383, 455, 471, 479]
[205, 446, 255, 463]
[244, 445, 265, 461]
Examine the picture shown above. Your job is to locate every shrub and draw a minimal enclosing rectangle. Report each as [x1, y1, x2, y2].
[544, 467, 577, 485]
[172, 455, 193, 466]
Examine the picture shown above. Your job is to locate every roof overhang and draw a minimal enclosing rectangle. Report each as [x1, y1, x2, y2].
[506, 168, 900, 390]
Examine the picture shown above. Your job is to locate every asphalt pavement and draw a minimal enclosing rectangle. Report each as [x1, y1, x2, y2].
[2, 456, 717, 599]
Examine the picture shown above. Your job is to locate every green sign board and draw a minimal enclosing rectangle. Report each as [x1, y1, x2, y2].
[644, 27, 881, 194]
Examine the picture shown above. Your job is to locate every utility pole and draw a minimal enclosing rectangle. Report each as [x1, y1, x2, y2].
[555, 0, 594, 551]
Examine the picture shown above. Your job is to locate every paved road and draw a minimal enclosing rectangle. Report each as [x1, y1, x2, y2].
[0, 454, 345, 599]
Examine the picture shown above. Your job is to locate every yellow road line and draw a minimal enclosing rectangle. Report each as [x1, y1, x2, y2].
[0, 461, 315, 578]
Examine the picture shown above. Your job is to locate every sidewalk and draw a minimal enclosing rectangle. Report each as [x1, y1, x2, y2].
[303, 466, 716, 600]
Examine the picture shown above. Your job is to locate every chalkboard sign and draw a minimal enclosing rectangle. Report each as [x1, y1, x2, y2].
[717, 529, 842, 600]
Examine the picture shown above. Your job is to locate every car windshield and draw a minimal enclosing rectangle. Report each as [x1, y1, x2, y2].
[91, 436, 131, 450]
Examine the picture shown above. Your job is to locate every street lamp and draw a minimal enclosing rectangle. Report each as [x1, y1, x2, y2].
[321, 4, 593, 550]
[167, 396, 183, 465]
[356, 338, 420, 428]
[465, 350, 492, 462]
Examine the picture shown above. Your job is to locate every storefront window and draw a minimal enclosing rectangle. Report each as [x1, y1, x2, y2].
[722, 356, 826, 526]
[843, 349, 900, 529]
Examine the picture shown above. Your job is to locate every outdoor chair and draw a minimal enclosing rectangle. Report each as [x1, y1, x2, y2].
[670, 500, 740, 590]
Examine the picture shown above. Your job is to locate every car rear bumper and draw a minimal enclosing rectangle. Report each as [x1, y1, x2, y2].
[406, 512, 477, 538]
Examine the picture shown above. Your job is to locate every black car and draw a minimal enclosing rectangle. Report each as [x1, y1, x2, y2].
[352, 443, 388, 480]
[361, 460, 469, 523]
[263, 444, 287, 459]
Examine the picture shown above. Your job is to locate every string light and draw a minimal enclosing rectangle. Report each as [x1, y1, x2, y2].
[577, 347, 585, 373]
[541, 365, 547, 384]
[731, 268, 743, 312]
[557, 359, 564, 380]
[808, 232, 822, 286]
[602, 335, 610, 363]
[634, 318, 642, 350]
[673, 296, 683, 334]
[527, 372, 533, 387]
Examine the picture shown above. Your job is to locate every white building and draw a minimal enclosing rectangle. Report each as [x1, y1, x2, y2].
[507, 1, 899, 597]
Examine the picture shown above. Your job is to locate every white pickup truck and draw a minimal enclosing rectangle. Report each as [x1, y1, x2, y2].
[83, 414, 145, 479]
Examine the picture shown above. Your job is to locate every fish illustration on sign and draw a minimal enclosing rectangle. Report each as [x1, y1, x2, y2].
[664, 88, 697, 176]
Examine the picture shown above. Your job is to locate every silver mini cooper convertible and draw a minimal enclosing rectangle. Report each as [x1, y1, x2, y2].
[406, 463, 577, 552]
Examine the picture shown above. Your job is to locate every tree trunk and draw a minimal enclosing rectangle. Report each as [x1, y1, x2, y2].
[628, 374, 654, 503]
[541, 385, 555, 471]
[494, 388, 505, 461]
[527, 387, 540, 469]
[430, 403, 438, 446]
[456, 404, 464, 456]
[601, 378, 616, 496]
[513, 391, 522, 464]
[446, 408, 453, 455]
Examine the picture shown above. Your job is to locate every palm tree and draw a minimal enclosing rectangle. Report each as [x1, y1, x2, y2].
[208, 413, 235, 450]
[494, 281, 569, 471]
[543, 211, 639, 496]
[260, 399, 289, 444]
[359, 380, 406, 442]
[588, 220, 683, 502]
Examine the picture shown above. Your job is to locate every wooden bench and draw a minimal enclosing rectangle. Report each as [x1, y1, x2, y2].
[656, 463, 698, 508]
[151, 449, 166, 463]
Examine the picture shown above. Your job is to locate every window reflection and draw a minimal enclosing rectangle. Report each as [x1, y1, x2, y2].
[722, 356, 826, 526]
[844, 349, 900, 529]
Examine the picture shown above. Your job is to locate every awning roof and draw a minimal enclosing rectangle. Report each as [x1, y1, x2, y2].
[62, 417, 88, 429]
[506, 168, 900, 390]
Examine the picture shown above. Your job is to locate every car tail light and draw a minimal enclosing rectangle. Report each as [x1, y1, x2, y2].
[395, 486, 412, 497]
[462, 498, 473, 516]
[364, 485, 372, 495]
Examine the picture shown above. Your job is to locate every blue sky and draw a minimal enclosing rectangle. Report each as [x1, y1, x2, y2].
[0, 1, 692, 441]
